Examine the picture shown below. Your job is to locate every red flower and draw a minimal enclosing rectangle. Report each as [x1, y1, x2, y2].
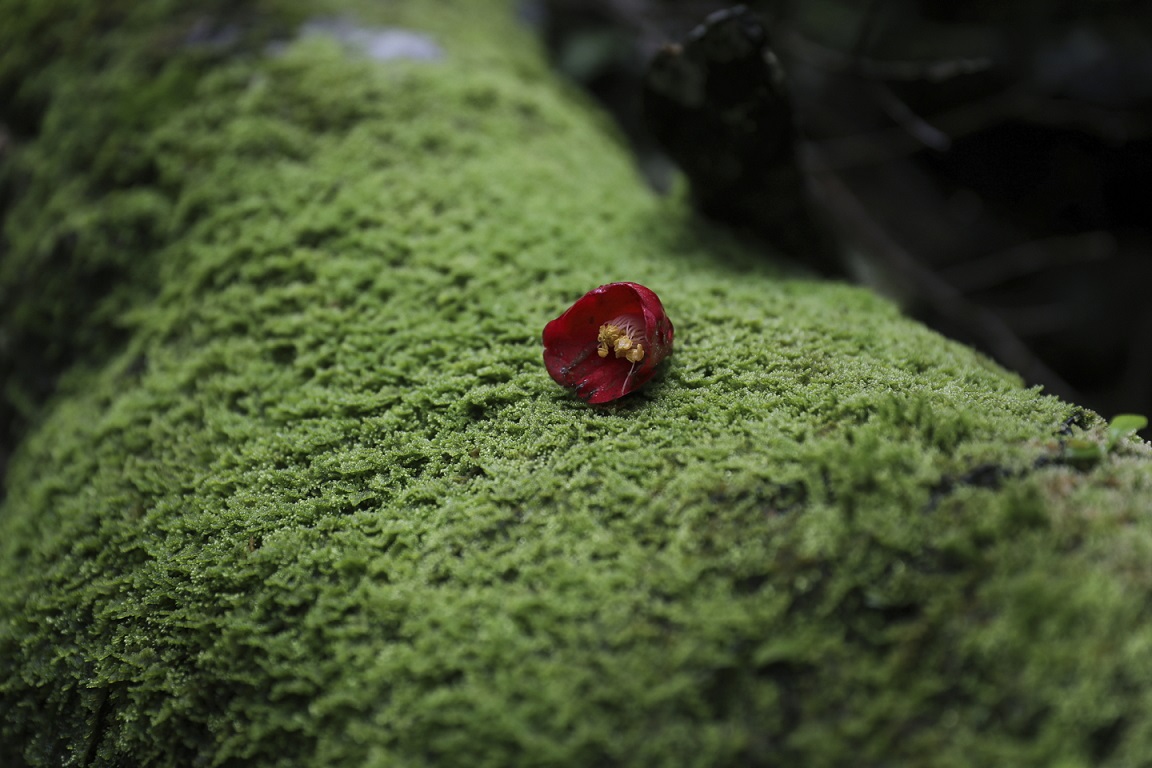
[542, 282, 674, 403]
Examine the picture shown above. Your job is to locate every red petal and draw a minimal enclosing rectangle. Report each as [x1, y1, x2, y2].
[542, 282, 673, 403]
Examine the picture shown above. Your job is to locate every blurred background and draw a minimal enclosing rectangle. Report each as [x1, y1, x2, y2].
[528, 0, 1152, 425]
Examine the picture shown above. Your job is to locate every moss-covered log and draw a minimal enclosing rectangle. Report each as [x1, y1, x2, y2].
[2, 1, 1151, 766]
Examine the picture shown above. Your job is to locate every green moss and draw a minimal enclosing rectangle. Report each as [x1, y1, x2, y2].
[0, 0, 314, 444]
[3, 1, 1152, 766]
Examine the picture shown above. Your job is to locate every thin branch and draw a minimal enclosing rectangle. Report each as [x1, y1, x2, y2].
[868, 79, 952, 151]
[783, 28, 994, 82]
[939, 232, 1116, 293]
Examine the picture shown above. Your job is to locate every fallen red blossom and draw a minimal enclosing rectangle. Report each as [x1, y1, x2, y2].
[542, 282, 674, 403]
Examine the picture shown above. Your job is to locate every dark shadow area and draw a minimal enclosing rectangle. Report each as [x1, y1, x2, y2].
[532, 0, 1152, 428]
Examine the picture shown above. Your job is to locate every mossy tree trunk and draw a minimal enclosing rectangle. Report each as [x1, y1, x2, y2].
[2, 1, 1151, 766]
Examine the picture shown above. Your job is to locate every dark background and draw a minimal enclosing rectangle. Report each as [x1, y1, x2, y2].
[532, 0, 1152, 429]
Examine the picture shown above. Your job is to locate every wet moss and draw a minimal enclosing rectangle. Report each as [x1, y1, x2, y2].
[2, 1, 1152, 766]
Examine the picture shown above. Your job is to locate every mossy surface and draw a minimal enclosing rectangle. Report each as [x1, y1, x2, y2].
[0, 0, 315, 458]
[3, 1, 1152, 766]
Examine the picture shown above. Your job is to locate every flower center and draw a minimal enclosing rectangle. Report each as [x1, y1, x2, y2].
[597, 316, 645, 363]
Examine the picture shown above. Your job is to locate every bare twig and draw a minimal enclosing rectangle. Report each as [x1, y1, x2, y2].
[940, 232, 1116, 293]
[868, 79, 952, 151]
[783, 28, 994, 82]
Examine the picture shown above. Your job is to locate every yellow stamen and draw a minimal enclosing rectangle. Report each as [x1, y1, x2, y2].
[597, 323, 645, 363]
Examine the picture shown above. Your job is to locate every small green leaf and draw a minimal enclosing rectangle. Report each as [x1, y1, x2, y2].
[1065, 438, 1104, 463]
[1107, 413, 1148, 449]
